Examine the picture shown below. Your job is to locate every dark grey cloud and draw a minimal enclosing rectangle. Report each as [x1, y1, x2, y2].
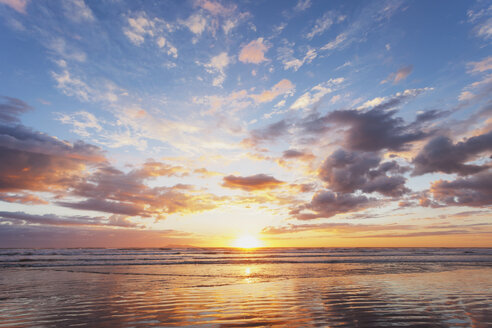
[413, 131, 492, 176]
[57, 198, 144, 216]
[291, 191, 374, 220]
[59, 164, 222, 217]
[325, 107, 427, 151]
[282, 149, 305, 158]
[222, 174, 285, 191]
[414, 109, 450, 124]
[0, 124, 105, 192]
[430, 170, 492, 207]
[0, 224, 194, 248]
[243, 119, 290, 145]
[319, 149, 409, 196]
[0, 211, 108, 227]
[0, 96, 32, 123]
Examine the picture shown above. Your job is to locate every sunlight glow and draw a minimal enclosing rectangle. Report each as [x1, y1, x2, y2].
[232, 234, 264, 249]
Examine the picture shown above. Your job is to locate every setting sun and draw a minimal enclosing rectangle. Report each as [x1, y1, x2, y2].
[232, 234, 264, 249]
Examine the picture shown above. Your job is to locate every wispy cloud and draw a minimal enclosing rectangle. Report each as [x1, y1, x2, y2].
[381, 65, 413, 84]
[203, 52, 232, 86]
[0, 0, 28, 14]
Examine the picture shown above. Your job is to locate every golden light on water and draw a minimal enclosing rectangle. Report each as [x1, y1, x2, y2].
[232, 234, 264, 249]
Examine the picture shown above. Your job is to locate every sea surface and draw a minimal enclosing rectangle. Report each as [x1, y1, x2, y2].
[1, 247, 491, 327]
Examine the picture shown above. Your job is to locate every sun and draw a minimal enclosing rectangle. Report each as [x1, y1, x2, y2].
[232, 234, 264, 249]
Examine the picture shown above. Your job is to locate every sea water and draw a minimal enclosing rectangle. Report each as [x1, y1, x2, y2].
[1, 248, 491, 327]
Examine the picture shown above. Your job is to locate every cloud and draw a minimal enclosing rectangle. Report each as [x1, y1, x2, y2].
[180, 14, 207, 35]
[0, 0, 27, 14]
[477, 18, 492, 40]
[325, 106, 428, 152]
[467, 56, 492, 73]
[239, 38, 269, 64]
[48, 38, 87, 62]
[222, 174, 285, 191]
[458, 73, 492, 103]
[290, 78, 344, 110]
[244, 119, 290, 146]
[320, 33, 347, 50]
[0, 211, 132, 228]
[203, 52, 231, 86]
[319, 149, 409, 196]
[381, 65, 413, 84]
[0, 223, 195, 248]
[51, 69, 93, 101]
[63, 0, 94, 23]
[58, 198, 144, 216]
[430, 171, 492, 207]
[412, 131, 492, 176]
[282, 149, 306, 158]
[195, 0, 236, 16]
[306, 11, 336, 39]
[123, 12, 177, 57]
[57, 111, 102, 137]
[294, 0, 311, 12]
[262, 222, 414, 235]
[278, 44, 317, 71]
[291, 191, 374, 220]
[413, 109, 450, 125]
[0, 193, 47, 205]
[394, 65, 413, 83]
[0, 96, 32, 123]
[56, 163, 221, 218]
[0, 123, 105, 193]
[251, 79, 295, 103]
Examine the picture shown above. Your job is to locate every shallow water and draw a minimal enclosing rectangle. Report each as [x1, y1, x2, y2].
[1, 248, 491, 327]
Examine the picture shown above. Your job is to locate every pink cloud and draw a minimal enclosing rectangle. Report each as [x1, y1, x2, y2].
[239, 38, 269, 64]
[0, 0, 28, 14]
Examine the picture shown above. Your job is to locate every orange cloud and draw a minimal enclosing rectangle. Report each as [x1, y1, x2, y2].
[251, 79, 295, 103]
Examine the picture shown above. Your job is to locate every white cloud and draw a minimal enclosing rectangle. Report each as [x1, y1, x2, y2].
[123, 12, 177, 58]
[51, 69, 92, 102]
[181, 14, 207, 35]
[275, 100, 286, 108]
[294, 0, 311, 12]
[467, 56, 492, 73]
[306, 12, 334, 39]
[204, 52, 232, 86]
[222, 19, 235, 34]
[278, 43, 317, 71]
[57, 111, 102, 137]
[321, 33, 346, 50]
[49, 38, 87, 62]
[290, 78, 344, 110]
[358, 88, 433, 110]
[63, 0, 94, 23]
[477, 17, 492, 40]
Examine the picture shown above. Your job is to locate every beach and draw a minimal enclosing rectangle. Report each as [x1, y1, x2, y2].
[1, 248, 491, 327]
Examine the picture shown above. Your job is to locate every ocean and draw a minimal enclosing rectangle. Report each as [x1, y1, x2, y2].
[1, 248, 491, 327]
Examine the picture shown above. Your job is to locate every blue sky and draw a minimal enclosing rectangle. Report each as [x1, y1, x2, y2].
[0, 0, 491, 247]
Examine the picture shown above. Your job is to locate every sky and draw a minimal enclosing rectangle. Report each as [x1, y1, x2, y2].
[0, 0, 491, 248]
